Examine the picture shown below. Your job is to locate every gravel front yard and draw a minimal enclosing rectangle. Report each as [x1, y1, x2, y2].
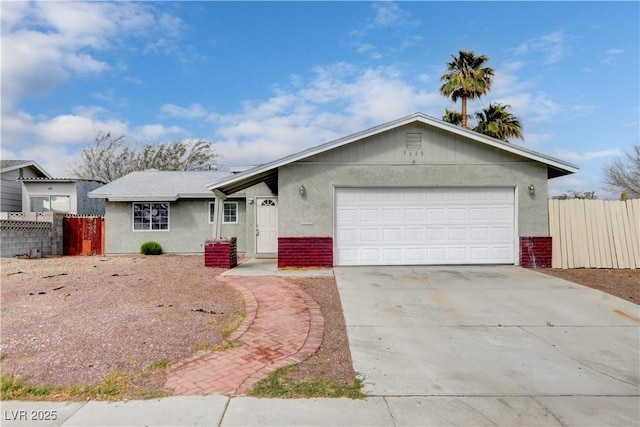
[0, 256, 244, 389]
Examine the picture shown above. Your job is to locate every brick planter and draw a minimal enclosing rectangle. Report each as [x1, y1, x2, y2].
[520, 236, 552, 268]
[204, 237, 238, 269]
[278, 237, 333, 268]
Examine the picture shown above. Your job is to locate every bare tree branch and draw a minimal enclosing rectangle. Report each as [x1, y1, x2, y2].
[70, 133, 219, 182]
[604, 144, 640, 198]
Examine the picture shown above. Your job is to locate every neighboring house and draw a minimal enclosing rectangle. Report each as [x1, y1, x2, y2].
[1, 160, 52, 213]
[91, 113, 577, 265]
[19, 178, 106, 216]
[208, 112, 578, 267]
[89, 170, 274, 255]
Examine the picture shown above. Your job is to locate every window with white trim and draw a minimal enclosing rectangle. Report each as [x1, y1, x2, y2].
[133, 203, 169, 231]
[30, 196, 70, 213]
[209, 201, 238, 224]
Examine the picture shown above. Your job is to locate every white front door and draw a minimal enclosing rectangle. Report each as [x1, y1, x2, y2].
[256, 197, 278, 253]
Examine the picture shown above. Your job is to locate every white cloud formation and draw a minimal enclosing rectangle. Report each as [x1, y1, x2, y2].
[0, 1, 183, 109]
[553, 148, 622, 163]
[511, 30, 569, 65]
[206, 64, 444, 168]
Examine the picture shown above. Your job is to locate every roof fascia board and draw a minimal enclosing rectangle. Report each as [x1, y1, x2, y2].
[2, 161, 53, 178]
[423, 117, 579, 173]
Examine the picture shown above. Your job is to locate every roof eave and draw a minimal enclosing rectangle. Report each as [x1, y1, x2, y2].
[1, 161, 53, 178]
[208, 112, 578, 194]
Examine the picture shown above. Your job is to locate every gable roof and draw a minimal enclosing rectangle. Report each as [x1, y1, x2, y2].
[1, 160, 52, 178]
[208, 112, 579, 195]
[88, 171, 235, 201]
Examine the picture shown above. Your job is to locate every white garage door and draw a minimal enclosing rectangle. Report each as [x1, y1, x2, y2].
[335, 187, 515, 266]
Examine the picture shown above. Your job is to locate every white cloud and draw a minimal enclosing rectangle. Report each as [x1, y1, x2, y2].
[0, 2, 184, 109]
[136, 124, 185, 141]
[511, 30, 569, 65]
[207, 63, 444, 167]
[553, 149, 622, 163]
[601, 48, 624, 65]
[161, 103, 211, 120]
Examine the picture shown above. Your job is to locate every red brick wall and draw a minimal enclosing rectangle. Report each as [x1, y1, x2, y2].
[278, 237, 333, 268]
[204, 237, 238, 269]
[520, 236, 552, 268]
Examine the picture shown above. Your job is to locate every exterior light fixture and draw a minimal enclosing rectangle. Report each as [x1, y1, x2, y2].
[299, 185, 306, 196]
[528, 184, 535, 195]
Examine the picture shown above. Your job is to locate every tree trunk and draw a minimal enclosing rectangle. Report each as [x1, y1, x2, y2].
[461, 94, 468, 128]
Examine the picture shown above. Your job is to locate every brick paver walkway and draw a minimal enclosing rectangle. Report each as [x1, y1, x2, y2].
[163, 275, 324, 395]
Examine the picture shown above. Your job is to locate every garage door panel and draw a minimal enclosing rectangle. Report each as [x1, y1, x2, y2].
[382, 208, 403, 221]
[448, 228, 467, 241]
[427, 208, 446, 221]
[405, 228, 425, 241]
[360, 229, 379, 241]
[383, 229, 402, 242]
[335, 187, 515, 266]
[360, 209, 379, 222]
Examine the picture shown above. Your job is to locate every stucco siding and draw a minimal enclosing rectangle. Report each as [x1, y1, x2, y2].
[278, 161, 549, 239]
[305, 123, 517, 165]
[104, 199, 247, 255]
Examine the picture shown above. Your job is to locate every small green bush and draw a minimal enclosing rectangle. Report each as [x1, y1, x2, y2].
[140, 241, 163, 255]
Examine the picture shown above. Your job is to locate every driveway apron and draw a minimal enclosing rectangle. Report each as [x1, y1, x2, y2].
[334, 266, 639, 403]
[164, 275, 323, 395]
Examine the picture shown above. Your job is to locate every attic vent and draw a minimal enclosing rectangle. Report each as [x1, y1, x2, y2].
[405, 133, 422, 149]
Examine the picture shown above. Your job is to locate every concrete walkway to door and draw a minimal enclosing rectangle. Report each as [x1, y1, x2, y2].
[335, 265, 640, 425]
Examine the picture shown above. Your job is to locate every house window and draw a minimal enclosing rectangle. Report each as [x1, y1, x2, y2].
[133, 203, 169, 231]
[209, 201, 238, 224]
[30, 196, 70, 213]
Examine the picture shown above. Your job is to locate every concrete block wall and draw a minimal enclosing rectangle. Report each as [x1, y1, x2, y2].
[0, 212, 65, 258]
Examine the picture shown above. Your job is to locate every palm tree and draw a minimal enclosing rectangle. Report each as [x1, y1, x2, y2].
[473, 103, 523, 142]
[442, 108, 464, 126]
[440, 50, 494, 129]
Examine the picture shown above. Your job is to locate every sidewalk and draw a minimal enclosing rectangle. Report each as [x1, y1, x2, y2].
[5, 393, 638, 426]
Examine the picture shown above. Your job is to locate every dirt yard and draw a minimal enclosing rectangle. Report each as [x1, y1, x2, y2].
[1, 255, 636, 400]
[536, 268, 639, 304]
[0, 256, 244, 390]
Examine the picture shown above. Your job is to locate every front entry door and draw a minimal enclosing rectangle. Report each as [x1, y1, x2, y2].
[256, 197, 278, 253]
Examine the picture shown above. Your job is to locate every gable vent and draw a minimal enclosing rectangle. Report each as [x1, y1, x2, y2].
[405, 133, 422, 149]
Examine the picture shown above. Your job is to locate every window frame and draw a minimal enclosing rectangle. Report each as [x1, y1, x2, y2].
[208, 201, 239, 224]
[29, 195, 70, 213]
[132, 202, 170, 232]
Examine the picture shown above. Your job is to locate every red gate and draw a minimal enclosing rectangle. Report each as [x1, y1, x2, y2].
[63, 216, 104, 256]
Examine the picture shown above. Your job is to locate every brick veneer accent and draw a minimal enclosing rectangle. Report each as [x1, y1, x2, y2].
[204, 237, 238, 269]
[520, 236, 552, 268]
[278, 237, 333, 268]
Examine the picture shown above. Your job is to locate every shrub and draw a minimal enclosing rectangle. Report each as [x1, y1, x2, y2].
[140, 241, 163, 255]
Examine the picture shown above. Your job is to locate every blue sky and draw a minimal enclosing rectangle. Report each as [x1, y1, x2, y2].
[1, 1, 638, 199]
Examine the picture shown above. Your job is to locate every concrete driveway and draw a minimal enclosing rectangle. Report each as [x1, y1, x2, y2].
[335, 265, 640, 425]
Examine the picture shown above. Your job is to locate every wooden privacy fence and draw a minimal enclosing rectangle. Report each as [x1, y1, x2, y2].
[63, 216, 104, 256]
[548, 199, 640, 269]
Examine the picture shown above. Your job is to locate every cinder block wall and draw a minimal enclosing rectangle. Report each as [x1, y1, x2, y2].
[0, 213, 64, 257]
